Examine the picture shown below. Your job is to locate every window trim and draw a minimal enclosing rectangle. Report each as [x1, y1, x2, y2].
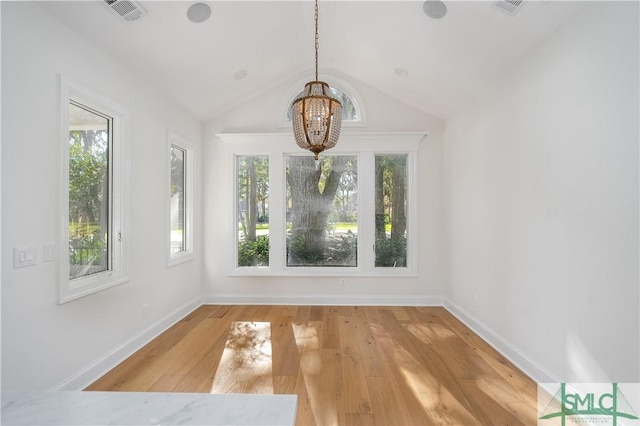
[59, 77, 130, 304]
[220, 132, 423, 278]
[167, 132, 196, 267]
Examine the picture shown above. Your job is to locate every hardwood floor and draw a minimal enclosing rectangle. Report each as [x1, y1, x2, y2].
[86, 305, 538, 425]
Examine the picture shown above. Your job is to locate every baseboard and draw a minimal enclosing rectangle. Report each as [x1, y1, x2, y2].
[201, 293, 444, 306]
[52, 295, 203, 391]
[443, 298, 559, 384]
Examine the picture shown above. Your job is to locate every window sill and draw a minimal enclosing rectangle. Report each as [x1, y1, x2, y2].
[59, 274, 129, 304]
[167, 252, 195, 268]
[228, 267, 417, 278]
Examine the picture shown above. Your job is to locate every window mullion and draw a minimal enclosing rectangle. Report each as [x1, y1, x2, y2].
[269, 153, 284, 272]
[358, 151, 376, 272]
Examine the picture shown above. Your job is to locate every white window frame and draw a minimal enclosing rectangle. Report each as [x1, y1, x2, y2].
[220, 132, 423, 278]
[59, 77, 130, 304]
[167, 132, 195, 267]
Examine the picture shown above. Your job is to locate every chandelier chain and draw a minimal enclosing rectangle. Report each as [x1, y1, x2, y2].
[290, 0, 342, 160]
[314, 0, 319, 81]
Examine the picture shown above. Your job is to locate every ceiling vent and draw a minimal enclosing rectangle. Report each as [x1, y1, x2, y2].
[104, 0, 147, 23]
[493, 0, 525, 16]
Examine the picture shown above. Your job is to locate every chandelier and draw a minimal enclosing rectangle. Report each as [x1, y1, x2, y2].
[291, 0, 342, 160]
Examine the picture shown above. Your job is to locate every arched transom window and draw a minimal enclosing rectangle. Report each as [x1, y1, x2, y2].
[286, 86, 360, 122]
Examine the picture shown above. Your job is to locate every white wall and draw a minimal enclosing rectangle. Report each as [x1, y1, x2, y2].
[1, 2, 204, 390]
[444, 2, 639, 382]
[203, 73, 445, 304]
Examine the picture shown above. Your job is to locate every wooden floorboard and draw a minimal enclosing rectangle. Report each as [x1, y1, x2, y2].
[86, 305, 538, 425]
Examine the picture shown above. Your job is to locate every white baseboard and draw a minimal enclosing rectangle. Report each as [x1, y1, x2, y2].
[443, 298, 559, 384]
[52, 296, 203, 391]
[201, 293, 444, 307]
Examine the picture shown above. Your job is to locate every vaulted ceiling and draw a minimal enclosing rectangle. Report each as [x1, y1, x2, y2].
[37, 1, 589, 122]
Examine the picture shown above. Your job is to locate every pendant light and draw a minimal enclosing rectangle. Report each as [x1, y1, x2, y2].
[291, 0, 342, 160]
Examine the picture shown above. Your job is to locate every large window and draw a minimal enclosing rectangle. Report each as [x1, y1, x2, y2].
[286, 155, 358, 267]
[60, 79, 130, 303]
[226, 133, 421, 277]
[168, 133, 195, 266]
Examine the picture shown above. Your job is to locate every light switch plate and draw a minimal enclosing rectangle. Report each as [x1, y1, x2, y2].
[44, 242, 56, 262]
[14, 245, 37, 268]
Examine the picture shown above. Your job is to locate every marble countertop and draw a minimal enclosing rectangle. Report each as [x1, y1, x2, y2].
[1, 391, 297, 425]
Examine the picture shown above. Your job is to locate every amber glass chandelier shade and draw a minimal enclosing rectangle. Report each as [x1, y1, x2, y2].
[291, 81, 343, 160]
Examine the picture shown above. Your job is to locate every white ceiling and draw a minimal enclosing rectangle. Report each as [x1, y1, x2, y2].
[37, 1, 589, 122]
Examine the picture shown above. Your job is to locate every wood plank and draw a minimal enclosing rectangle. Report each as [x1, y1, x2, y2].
[391, 306, 411, 321]
[84, 354, 157, 391]
[365, 375, 417, 426]
[338, 317, 371, 414]
[293, 372, 318, 426]
[271, 320, 301, 377]
[292, 322, 343, 426]
[367, 322, 430, 425]
[309, 306, 325, 321]
[147, 373, 185, 392]
[274, 375, 297, 394]
[320, 307, 340, 349]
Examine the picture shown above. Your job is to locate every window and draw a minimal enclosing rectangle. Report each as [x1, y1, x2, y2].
[281, 77, 365, 128]
[224, 133, 421, 277]
[168, 133, 195, 266]
[375, 155, 408, 267]
[236, 155, 269, 267]
[286, 87, 359, 122]
[68, 101, 110, 280]
[170, 146, 186, 254]
[286, 155, 358, 267]
[60, 78, 130, 303]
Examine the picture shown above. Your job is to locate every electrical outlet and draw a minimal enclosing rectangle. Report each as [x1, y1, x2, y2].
[339, 278, 347, 287]
[473, 293, 480, 307]
[142, 303, 149, 316]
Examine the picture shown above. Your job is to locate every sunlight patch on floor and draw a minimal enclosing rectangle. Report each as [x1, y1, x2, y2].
[403, 322, 457, 344]
[371, 322, 477, 425]
[210, 321, 273, 394]
[292, 321, 339, 426]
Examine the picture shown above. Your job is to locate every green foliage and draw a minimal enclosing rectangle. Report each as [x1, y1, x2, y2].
[326, 230, 357, 265]
[69, 132, 108, 219]
[238, 235, 270, 266]
[375, 235, 407, 267]
[68, 129, 109, 252]
[170, 145, 185, 197]
[287, 231, 357, 266]
[69, 228, 106, 267]
[287, 234, 324, 265]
